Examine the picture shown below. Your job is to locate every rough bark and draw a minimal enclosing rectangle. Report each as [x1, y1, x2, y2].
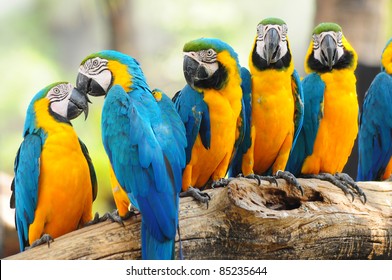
[5, 178, 392, 260]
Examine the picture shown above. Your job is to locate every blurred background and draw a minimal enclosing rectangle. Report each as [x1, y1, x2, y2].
[0, 0, 391, 258]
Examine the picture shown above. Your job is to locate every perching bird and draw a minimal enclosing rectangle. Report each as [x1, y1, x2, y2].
[229, 18, 304, 192]
[75, 50, 186, 260]
[357, 38, 392, 181]
[173, 38, 245, 203]
[285, 22, 366, 201]
[10, 82, 96, 251]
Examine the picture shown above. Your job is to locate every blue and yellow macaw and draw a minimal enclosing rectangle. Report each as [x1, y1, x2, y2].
[229, 18, 304, 191]
[10, 82, 96, 251]
[172, 38, 245, 203]
[285, 22, 366, 201]
[357, 38, 392, 181]
[75, 50, 186, 260]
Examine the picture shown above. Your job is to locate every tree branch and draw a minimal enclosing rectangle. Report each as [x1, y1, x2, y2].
[5, 178, 392, 260]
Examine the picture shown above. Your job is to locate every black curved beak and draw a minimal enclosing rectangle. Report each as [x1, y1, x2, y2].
[68, 87, 89, 120]
[183, 54, 209, 87]
[76, 72, 106, 97]
[320, 34, 337, 69]
[264, 28, 280, 65]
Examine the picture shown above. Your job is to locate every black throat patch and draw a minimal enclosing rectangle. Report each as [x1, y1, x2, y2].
[251, 44, 292, 70]
[307, 49, 354, 73]
[194, 61, 228, 90]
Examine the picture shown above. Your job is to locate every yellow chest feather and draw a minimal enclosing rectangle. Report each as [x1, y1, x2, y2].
[188, 84, 242, 186]
[302, 70, 359, 173]
[251, 70, 295, 172]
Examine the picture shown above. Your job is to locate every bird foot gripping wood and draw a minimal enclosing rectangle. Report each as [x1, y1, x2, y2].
[85, 208, 140, 227]
[276, 170, 304, 196]
[302, 173, 367, 203]
[244, 173, 278, 186]
[334, 172, 367, 204]
[180, 186, 211, 208]
[101, 208, 140, 226]
[27, 234, 54, 250]
[242, 172, 304, 196]
[211, 177, 235, 188]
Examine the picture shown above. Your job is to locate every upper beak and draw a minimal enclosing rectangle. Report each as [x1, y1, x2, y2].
[183, 53, 210, 87]
[264, 28, 280, 65]
[76, 72, 106, 97]
[320, 34, 337, 69]
[68, 87, 89, 120]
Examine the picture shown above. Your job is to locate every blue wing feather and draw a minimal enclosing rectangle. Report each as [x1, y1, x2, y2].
[11, 133, 42, 251]
[102, 85, 183, 259]
[173, 85, 211, 164]
[153, 89, 187, 193]
[228, 67, 252, 177]
[357, 72, 392, 181]
[286, 73, 325, 175]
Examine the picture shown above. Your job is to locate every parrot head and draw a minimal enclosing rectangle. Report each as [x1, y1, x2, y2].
[182, 38, 240, 91]
[253, 17, 290, 67]
[76, 50, 147, 97]
[35, 82, 88, 120]
[305, 22, 357, 73]
[24, 82, 88, 134]
[381, 38, 392, 74]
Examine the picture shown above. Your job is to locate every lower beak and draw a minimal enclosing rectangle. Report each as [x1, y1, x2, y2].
[76, 73, 106, 97]
[68, 87, 89, 120]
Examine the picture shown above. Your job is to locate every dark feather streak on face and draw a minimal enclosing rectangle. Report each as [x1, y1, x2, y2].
[252, 43, 291, 70]
[307, 49, 353, 73]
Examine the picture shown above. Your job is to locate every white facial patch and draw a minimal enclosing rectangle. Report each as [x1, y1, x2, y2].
[79, 57, 112, 92]
[48, 83, 73, 118]
[256, 24, 289, 63]
[312, 31, 344, 63]
[185, 50, 219, 77]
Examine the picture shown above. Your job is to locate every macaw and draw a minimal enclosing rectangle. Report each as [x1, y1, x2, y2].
[229, 18, 304, 192]
[172, 38, 245, 203]
[10, 82, 96, 251]
[75, 50, 186, 260]
[285, 22, 366, 201]
[357, 38, 392, 181]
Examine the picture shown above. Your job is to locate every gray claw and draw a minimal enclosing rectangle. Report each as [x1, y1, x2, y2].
[180, 186, 211, 208]
[276, 170, 304, 195]
[335, 173, 367, 204]
[245, 174, 278, 186]
[28, 233, 54, 249]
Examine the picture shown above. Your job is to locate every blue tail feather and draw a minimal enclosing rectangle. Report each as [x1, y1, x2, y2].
[141, 221, 175, 260]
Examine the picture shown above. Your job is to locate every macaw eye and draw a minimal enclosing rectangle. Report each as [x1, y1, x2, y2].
[80, 57, 109, 77]
[53, 87, 60, 94]
[200, 49, 217, 63]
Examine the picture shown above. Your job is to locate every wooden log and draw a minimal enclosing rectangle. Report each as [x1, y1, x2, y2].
[4, 178, 392, 260]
